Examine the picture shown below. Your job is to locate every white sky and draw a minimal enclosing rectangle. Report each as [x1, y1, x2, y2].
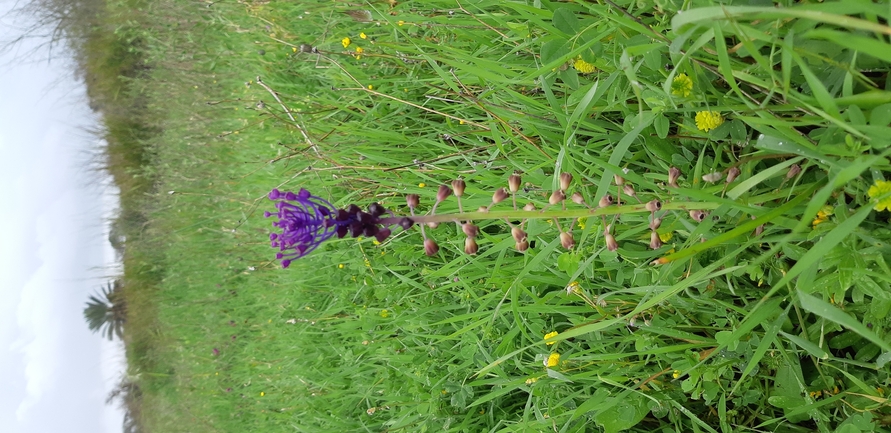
[0, 1, 126, 432]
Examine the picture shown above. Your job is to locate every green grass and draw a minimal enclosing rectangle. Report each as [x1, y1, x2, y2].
[78, 0, 891, 431]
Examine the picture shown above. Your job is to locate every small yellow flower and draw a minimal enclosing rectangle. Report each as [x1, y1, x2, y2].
[812, 205, 834, 227]
[372, 240, 381, 246]
[397, 20, 405, 26]
[671, 73, 693, 97]
[367, 84, 373, 90]
[545, 353, 561, 368]
[659, 231, 673, 243]
[355, 47, 364, 54]
[577, 217, 586, 230]
[525, 377, 539, 385]
[338, 263, 345, 269]
[672, 370, 680, 379]
[459, 119, 466, 125]
[380, 309, 389, 318]
[342, 37, 351, 48]
[695, 111, 724, 132]
[418, 182, 426, 188]
[260, 392, 265, 397]
[573, 57, 596, 74]
[544, 331, 558, 345]
[292, 47, 297, 53]
[565, 281, 580, 294]
[868, 180, 891, 211]
[360, 32, 368, 39]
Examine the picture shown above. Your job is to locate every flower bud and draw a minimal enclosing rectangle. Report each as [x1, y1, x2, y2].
[464, 237, 478, 255]
[436, 184, 452, 202]
[515, 241, 529, 252]
[649, 230, 662, 250]
[560, 232, 575, 250]
[614, 174, 624, 185]
[511, 227, 527, 243]
[689, 210, 707, 222]
[623, 184, 636, 197]
[645, 199, 662, 212]
[367, 202, 385, 217]
[570, 192, 585, 205]
[375, 228, 392, 243]
[598, 194, 613, 208]
[492, 187, 509, 204]
[427, 221, 440, 229]
[549, 190, 566, 205]
[508, 174, 522, 193]
[649, 217, 662, 230]
[668, 167, 681, 188]
[451, 179, 466, 197]
[786, 164, 801, 179]
[424, 239, 439, 256]
[559, 172, 573, 191]
[726, 167, 740, 184]
[398, 217, 414, 230]
[605, 233, 618, 251]
[523, 202, 536, 211]
[462, 223, 479, 238]
[406, 194, 420, 208]
[478, 206, 489, 213]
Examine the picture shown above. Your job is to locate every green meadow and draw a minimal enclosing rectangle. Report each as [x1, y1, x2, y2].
[74, 0, 891, 431]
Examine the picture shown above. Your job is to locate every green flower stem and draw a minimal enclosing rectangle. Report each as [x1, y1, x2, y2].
[379, 200, 720, 226]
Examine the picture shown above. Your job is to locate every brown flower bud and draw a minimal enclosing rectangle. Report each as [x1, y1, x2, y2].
[492, 187, 509, 204]
[605, 233, 618, 251]
[508, 174, 522, 193]
[478, 206, 489, 213]
[515, 241, 529, 252]
[559, 232, 575, 250]
[406, 194, 420, 208]
[668, 167, 681, 188]
[689, 210, 707, 222]
[645, 199, 662, 212]
[424, 239, 439, 256]
[427, 221, 440, 229]
[462, 223, 479, 238]
[649, 231, 662, 250]
[436, 185, 452, 202]
[570, 192, 585, 205]
[786, 164, 801, 179]
[623, 184, 636, 197]
[726, 167, 741, 184]
[464, 237, 478, 255]
[649, 217, 662, 230]
[598, 194, 613, 208]
[549, 190, 566, 205]
[511, 227, 527, 243]
[614, 173, 625, 185]
[451, 179, 466, 197]
[523, 202, 536, 211]
[559, 172, 573, 191]
[754, 224, 764, 236]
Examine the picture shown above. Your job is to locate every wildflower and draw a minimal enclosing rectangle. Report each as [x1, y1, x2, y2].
[418, 182, 426, 188]
[360, 32, 368, 39]
[868, 180, 891, 211]
[545, 353, 560, 368]
[380, 309, 389, 318]
[565, 281, 580, 295]
[397, 20, 405, 26]
[342, 37, 351, 48]
[265, 189, 395, 268]
[658, 231, 673, 243]
[260, 392, 265, 397]
[672, 370, 680, 379]
[695, 111, 724, 132]
[354, 46, 364, 59]
[573, 57, 596, 74]
[577, 217, 586, 230]
[671, 73, 693, 97]
[544, 331, 558, 345]
[367, 84, 373, 90]
[812, 205, 833, 227]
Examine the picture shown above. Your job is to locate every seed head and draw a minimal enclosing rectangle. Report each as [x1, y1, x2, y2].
[427, 221, 440, 229]
[649, 230, 662, 250]
[451, 179, 466, 197]
[515, 240, 529, 252]
[464, 237, 478, 255]
[559, 232, 575, 250]
[604, 233, 618, 251]
[462, 223, 480, 238]
[668, 167, 681, 188]
[623, 184, 636, 197]
[508, 174, 522, 193]
[424, 239, 439, 256]
[478, 206, 489, 213]
[492, 187, 509, 204]
[436, 185, 452, 202]
[549, 190, 566, 205]
[511, 227, 527, 243]
[649, 217, 662, 230]
[689, 210, 707, 222]
[570, 192, 585, 205]
[614, 173, 624, 185]
[598, 194, 613, 208]
[523, 202, 536, 211]
[406, 194, 420, 209]
[726, 167, 741, 184]
[645, 199, 662, 212]
[559, 173, 573, 191]
[786, 164, 802, 179]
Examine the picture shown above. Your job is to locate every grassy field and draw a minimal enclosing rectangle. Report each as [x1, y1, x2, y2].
[79, 0, 891, 431]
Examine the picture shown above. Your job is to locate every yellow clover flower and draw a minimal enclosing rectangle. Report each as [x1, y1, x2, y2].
[573, 57, 596, 74]
[695, 111, 724, 132]
[342, 37, 351, 48]
[360, 32, 368, 39]
[868, 180, 891, 211]
[544, 331, 558, 345]
[545, 353, 560, 368]
[671, 73, 693, 97]
[812, 205, 834, 227]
